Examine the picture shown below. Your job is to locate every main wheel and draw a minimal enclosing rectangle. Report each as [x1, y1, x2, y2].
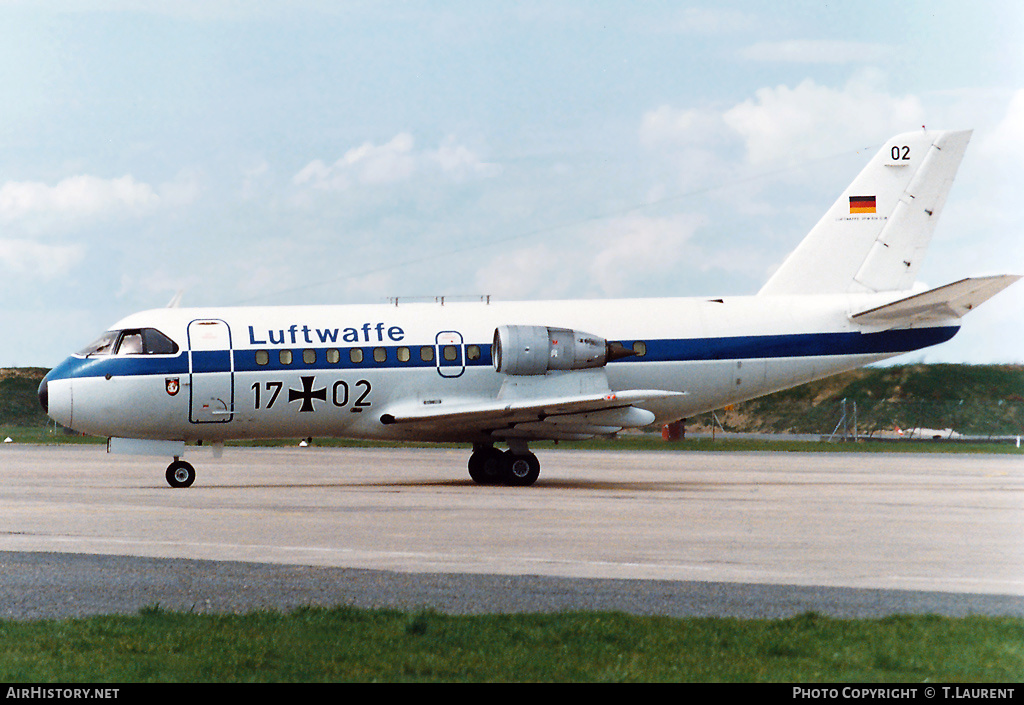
[503, 451, 540, 487]
[165, 460, 196, 488]
[468, 446, 505, 485]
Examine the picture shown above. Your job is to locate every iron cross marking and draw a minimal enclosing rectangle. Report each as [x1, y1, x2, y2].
[288, 376, 327, 412]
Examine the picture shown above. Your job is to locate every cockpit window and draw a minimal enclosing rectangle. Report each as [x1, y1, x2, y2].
[78, 331, 119, 356]
[117, 332, 144, 354]
[139, 328, 179, 355]
[78, 328, 180, 356]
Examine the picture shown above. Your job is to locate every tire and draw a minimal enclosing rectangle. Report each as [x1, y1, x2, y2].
[165, 460, 196, 488]
[468, 447, 505, 485]
[504, 451, 540, 487]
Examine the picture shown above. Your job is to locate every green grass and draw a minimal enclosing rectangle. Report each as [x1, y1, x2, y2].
[559, 436, 1024, 454]
[242, 433, 1022, 454]
[0, 607, 1021, 682]
[0, 425, 105, 444]
[3, 424, 1022, 454]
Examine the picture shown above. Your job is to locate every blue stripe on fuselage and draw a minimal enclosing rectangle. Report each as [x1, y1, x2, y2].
[43, 326, 959, 380]
[641, 326, 958, 362]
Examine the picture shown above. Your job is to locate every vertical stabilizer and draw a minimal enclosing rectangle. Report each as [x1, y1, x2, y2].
[759, 130, 972, 296]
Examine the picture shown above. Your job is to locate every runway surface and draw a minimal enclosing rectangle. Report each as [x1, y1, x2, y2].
[1, 444, 1022, 620]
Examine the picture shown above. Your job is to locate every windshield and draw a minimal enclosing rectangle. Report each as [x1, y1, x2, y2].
[77, 328, 180, 356]
[78, 331, 119, 356]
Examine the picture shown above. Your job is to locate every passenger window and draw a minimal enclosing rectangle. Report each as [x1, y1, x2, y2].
[397, 347, 411, 362]
[350, 348, 363, 364]
[303, 349, 316, 365]
[632, 341, 647, 357]
[255, 350, 270, 366]
[373, 347, 387, 363]
[420, 346, 434, 362]
[326, 349, 340, 364]
[443, 345, 458, 361]
[467, 345, 481, 361]
[280, 350, 293, 365]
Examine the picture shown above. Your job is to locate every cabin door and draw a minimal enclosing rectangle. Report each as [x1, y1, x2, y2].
[188, 319, 235, 423]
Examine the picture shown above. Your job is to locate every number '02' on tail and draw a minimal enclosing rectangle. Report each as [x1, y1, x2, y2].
[759, 130, 973, 296]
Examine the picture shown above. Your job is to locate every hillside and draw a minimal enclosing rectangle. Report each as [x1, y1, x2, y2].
[4, 364, 1023, 438]
[1, 368, 50, 427]
[698, 364, 1024, 438]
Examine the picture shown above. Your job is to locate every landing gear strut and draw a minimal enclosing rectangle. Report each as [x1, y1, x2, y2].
[165, 458, 196, 488]
[467, 443, 541, 486]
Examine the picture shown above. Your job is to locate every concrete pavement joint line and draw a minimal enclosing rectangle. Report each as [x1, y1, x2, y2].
[0, 535, 808, 579]
[4, 534, 710, 570]
[4, 535, 1024, 593]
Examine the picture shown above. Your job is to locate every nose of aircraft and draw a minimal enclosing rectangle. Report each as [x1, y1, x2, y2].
[38, 373, 49, 415]
[38, 367, 75, 430]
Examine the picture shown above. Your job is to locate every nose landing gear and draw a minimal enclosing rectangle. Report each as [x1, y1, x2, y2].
[166, 459, 196, 488]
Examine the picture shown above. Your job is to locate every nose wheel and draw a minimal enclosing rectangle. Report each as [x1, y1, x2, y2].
[166, 459, 196, 488]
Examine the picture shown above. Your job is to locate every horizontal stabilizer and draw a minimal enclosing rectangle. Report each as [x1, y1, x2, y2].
[850, 275, 1020, 325]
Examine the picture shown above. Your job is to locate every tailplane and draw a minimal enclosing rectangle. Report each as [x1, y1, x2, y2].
[850, 275, 1020, 326]
[759, 129, 973, 296]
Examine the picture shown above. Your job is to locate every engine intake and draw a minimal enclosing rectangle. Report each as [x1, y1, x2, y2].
[493, 325, 627, 376]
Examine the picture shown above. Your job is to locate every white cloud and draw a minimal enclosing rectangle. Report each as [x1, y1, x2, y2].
[429, 135, 502, 180]
[639, 106, 727, 148]
[637, 105, 745, 194]
[0, 174, 161, 221]
[472, 242, 565, 301]
[722, 73, 925, 166]
[740, 40, 894, 65]
[644, 7, 758, 35]
[587, 213, 705, 296]
[293, 133, 499, 191]
[292, 133, 416, 190]
[640, 73, 929, 169]
[978, 88, 1024, 162]
[0, 239, 85, 278]
[473, 213, 705, 301]
[240, 160, 271, 200]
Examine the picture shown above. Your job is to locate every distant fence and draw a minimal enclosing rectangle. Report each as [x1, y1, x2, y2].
[698, 398, 1024, 443]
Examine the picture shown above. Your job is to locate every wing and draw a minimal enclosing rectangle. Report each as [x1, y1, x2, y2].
[380, 388, 685, 440]
[381, 327, 686, 441]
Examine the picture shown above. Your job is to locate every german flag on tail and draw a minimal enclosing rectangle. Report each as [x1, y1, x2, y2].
[849, 195, 876, 214]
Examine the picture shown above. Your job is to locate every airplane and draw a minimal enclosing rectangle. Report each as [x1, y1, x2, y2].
[38, 129, 1019, 488]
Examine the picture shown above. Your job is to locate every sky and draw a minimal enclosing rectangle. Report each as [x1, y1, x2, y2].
[0, 0, 1021, 367]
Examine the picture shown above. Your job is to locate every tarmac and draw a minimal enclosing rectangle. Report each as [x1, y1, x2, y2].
[0, 444, 1022, 619]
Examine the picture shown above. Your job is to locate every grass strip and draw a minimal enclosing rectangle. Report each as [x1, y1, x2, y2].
[0, 607, 1021, 682]
[3, 425, 1021, 454]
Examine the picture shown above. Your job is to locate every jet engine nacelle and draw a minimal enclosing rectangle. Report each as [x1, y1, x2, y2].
[493, 325, 610, 375]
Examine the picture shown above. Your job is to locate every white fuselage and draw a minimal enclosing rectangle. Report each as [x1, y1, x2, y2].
[42, 291, 958, 444]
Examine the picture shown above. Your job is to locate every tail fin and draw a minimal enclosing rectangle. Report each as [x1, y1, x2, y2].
[759, 129, 972, 296]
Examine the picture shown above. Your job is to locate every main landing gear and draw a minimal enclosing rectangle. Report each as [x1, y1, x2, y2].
[166, 458, 196, 488]
[162, 447, 540, 488]
[468, 443, 541, 487]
